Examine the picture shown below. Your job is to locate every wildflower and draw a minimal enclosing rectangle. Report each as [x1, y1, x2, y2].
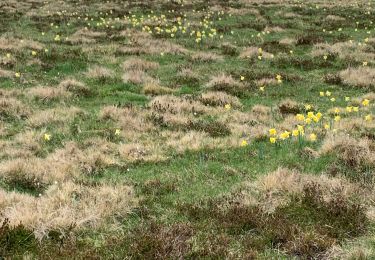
[309, 133, 317, 142]
[115, 129, 121, 135]
[323, 55, 328, 60]
[269, 128, 277, 136]
[276, 74, 282, 83]
[362, 99, 370, 106]
[316, 112, 322, 119]
[345, 97, 350, 102]
[325, 91, 331, 96]
[270, 137, 277, 144]
[334, 115, 341, 122]
[224, 104, 231, 110]
[280, 131, 290, 140]
[334, 107, 340, 114]
[240, 76, 245, 81]
[346, 106, 353, 113]
[259, 86, 265, 92]
[31, 51, 37, 56]
[6, 53, 11, 58]
[330, 97, 336, 102]
[304, 104, 312, 110]
[305, 118, 312, 124]
[353, 106, 359, 112]
[240, 140, 248, 147]
[319, 91, 325, 97]
[365, 115, 372, 121]
[307, 112, 314, 119]
[15, 72, 20, 78]
[363, 61, 368, 66]
[296, 114, 305, 121]
[324, 123, 330, 130]
[292, 129, 299, 137]
[44, 133, 51, 141]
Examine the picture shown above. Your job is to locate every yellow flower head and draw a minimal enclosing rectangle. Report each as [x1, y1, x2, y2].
[305, 118, 312, 124]
[334, 115, 341, 122]
[269, 128, 277, 136]
[224, 104, 231, 110]
[346, 106, 353, 113]
[365, 114, 372, 121]
[304, 104, 312, 111]
[319, 91, 325, 97]
[296, 114, 305, 121]
[292, 129, 299, 137]
[44, 133, 51, 141]
[270, 137, 277, 144]
[345, 97, 350, 102]
[362, 99, 370, 106]
[316, 112, 322, 119]
[240, 140, 248, 147]
[324, 123, 330, 130]
[325, 91, 331, 97]
[309, 133, 317, 142]
[240, 76, 245, 81]
[280, 131, 290, 140]
[353, 106, 359, 112]
[115, 129, 121, 135]
[307, 112, 314, 119]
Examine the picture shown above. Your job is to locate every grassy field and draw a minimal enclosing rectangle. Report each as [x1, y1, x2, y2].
[0, 0, 375, 258]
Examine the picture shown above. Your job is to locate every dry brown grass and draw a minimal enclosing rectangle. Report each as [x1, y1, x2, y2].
[0, 69, 13, 78]
[58, 79, 91, 96]
[320, 134, 375, 168]
[85, 65, 115, 80]
[200, 91, 242, 108]
[339, 67, 375, 89]
[190, 52, 223, 62]
[122, 58, 159, 71]
[122, 70, 156, 85]
[27, 107, 85, 127]
[0, 181, 137, 240]
[150, 95, 208, 115]
[0, 97, 30, 118]
[142, 82, 175, 96]
[205, 73, 244, 95]
[239, 47, 273, 59]
[67, 29, 106, 44]
[27, 86, 71, 101]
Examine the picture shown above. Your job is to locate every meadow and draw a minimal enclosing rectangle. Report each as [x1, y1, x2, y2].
[0, 0, 375, 258]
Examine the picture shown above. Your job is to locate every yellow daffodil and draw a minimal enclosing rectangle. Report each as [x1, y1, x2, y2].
[292, 129, 299, 137]
[320, 91, 325, 97]
[240, 140, 248, 147]
[353, 106, 359, 112]
[280, 131, 290, 140]
[296, 114, 305, 121]
[270, 137, 277, 144]
[225, 104, 231, 110]
[362, 99, 370, 106]
[324, 123, 330, 130]
[115, 129, 121, 135]
[365, 114, 372, 121]
[15, 72, 20, 78]
[44, 133, 51, 141]
[269, 128, 277, 136]
[334, 115, 341, 122]
[309, 133, 317, 142]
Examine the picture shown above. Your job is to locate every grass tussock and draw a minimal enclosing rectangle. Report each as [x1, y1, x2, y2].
[339, 67, 375, 90]
[205, 73, 245, 96]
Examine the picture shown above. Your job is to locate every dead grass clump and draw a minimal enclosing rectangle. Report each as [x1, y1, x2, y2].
[59, 79, 91, 97]
[200, 91, 241, 108]
[251, 105, 272, 122]
[220, 42, 238, 56]
[325, 15, 345, 21]
[339, 67, 375, 90]
[122, 70, 156, 85]
[176, 68, 201, 85]
[0, 69, 13, 78]
[320, 134, 374, 169]
[142, 82, 174, 96]
[254, 78, 278, 87]
[190, 52, 223, 63]
[150, 95, 207, 115]
[278, 99, 302, 115]
[279, 37, 297, 46]
[85, 66, 114, 81]
[122, 58, 159, 71]
[67, 29, 106, 44]
[239, 47, 273, 59]
[27, 86, 71, 102]
[27, 107, 85, 127]
[0, 98, 29, 119]
[0, 182, 137, 240]
[0, 37, 43, 51]
[205, 74, 244, 96]
[118, 143, 165, 162]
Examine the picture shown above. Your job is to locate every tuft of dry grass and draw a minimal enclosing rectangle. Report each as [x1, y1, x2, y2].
[85, 66, 114, 81]
[122, 70, 156, 85]
[205, 73, 244, 95]
[27, 107, 85, 127]
[190, 52, 223, 63]
[27, 86, 71, 101]
[142, 82, 175, 96]
[200, 91, 242, 108]
[0, 181, 137, 240]
[0, 97, 30, 118]
[59, 79, 91, 97]
[339, 67, 375, 89]
[239, 47, 273, 59]
[0, 69, 13, 78]
[122, 58, 159, 71]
